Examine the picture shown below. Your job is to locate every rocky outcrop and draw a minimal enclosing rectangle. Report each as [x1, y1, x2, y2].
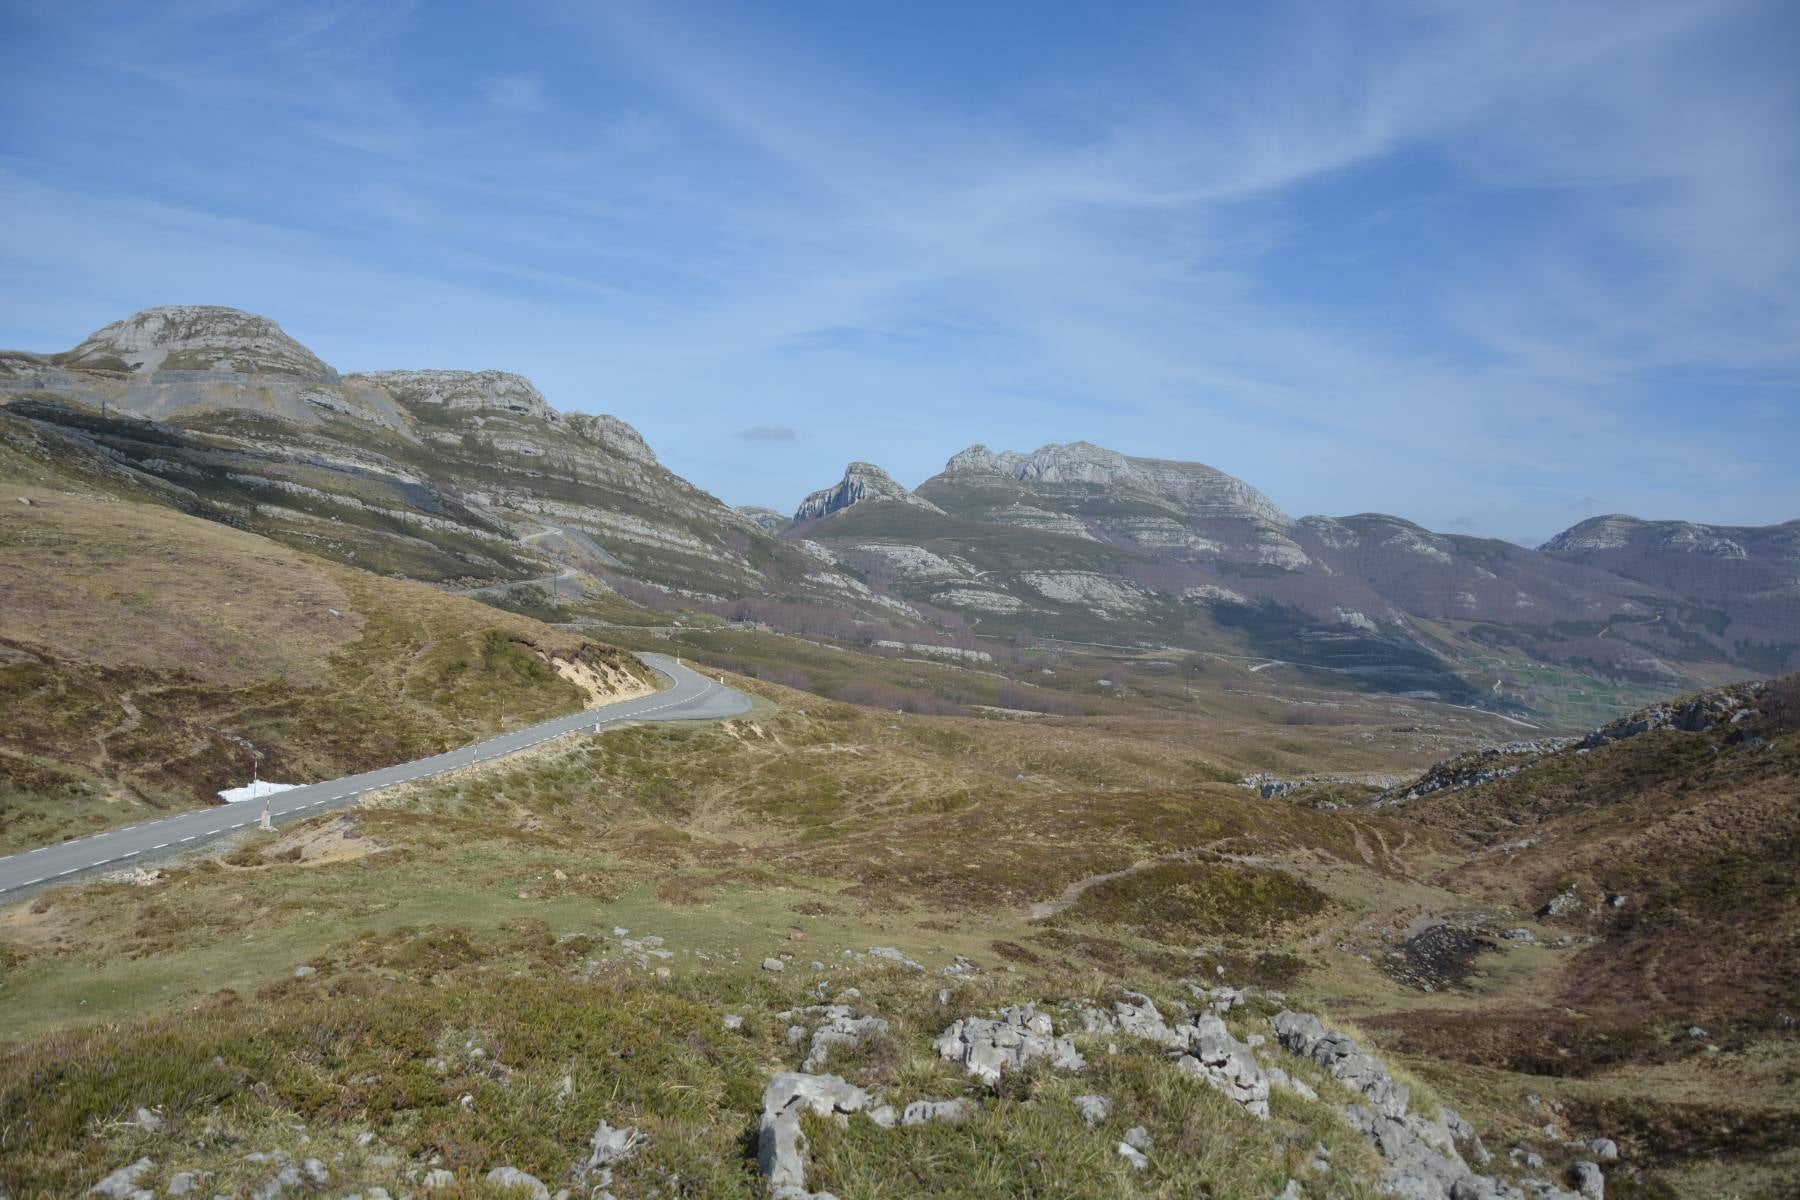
[793, 462, 944, 523]
[1269, 1009, 1580, 1200]
[933, 1005, 1085, 1084]
[758, 1072, 876, 1198]
[60, 306, 334, 378]
[350, 369, 555, 421]
[1578, 682, 1763, 749]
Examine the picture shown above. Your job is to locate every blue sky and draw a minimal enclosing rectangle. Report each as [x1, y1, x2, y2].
[1, 0, 1795, 544]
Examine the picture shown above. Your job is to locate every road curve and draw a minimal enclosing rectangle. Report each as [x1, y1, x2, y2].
[0, 654, 749, 899]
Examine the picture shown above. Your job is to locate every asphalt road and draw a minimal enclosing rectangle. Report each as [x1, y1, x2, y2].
[0, 653, 749, 899]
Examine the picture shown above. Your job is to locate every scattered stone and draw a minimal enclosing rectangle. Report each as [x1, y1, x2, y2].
[1569, 1161, 1604, 1200]
[1124, 1125, 1152, 1151]
[131, 1106, 165, 1131]
[1500, 928, 1535, 942]
[1277, 1182, 1304, 1200]
[868, 1105, 897, 1129]
[800, 1006, 891, 1072]
[166, 1171, 206, 1197]
[420, 1168, 456, 1189]
[486, 1166, 550, 1197]
[1511, 1147, 1546, 1171]
[1116, 1142, 1149, 1171]
[901, 1099, 971, 1126]
[1587, 1137, 1619, 1162]
[1686, 1026, 1709, 1039]
[723, 1014, 745, 1031]
[867, 946, 925, 971]
[582, 1120, 646, 1171]
[250, 1164, 301, 1200]
[88, 1159, 155, 1199]
[763, 957, 786, 973]
[293, 965, 315, 979]
[1072, 1094, 1113, 1127]
[933, 1006, 1085, 1084]
[300, 1158, 329, 1185]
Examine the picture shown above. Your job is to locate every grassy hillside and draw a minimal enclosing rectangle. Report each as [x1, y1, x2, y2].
[4, 669, 1793, 1196]
[0, 438, 652, 852]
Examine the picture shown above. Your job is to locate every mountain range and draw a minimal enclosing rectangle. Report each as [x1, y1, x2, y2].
[6, 305, 1795, 720]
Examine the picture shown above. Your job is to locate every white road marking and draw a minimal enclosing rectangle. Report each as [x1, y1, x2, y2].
[152, 842, 169, 850]
[180, 836, 196, 842]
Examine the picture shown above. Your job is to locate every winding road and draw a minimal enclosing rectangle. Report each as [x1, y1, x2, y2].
[0, 654, 749, 899]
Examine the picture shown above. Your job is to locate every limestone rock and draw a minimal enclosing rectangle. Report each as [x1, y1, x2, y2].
[900, 1098, 971, 1126]
[485, 1166, 550, 1198]
[1072, 1094, 1113, 1127]
[88, 1158, 155, 1199]
[1271, 1010, 1408, 1119]
[1175, 1013, 1271, 1118]
[933, 1006, 1085, 1084]
[757, 1073, 876, 1195]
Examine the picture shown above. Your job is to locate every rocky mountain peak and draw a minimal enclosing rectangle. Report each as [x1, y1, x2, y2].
[59, 305, 334, 379]
[1542, 514, 1751, 560]
[940, 440, 1292, 527]
[794, 462, 945, 523]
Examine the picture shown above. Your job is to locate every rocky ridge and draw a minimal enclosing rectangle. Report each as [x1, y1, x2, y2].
[792, 462, 945, 523]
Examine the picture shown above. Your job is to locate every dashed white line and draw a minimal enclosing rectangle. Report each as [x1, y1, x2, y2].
[152, 842, 169, 850]
[180, 836, 196, 842]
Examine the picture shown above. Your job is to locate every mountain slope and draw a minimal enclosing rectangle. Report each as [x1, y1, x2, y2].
[1542, 514, 1800, 673]
[0, 416, 651, 852]
[1, 308, 904, 622]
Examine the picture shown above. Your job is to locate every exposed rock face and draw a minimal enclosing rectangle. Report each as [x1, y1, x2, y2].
[794, 462, 945, 523]
[60, 306, 334, 378]
[927, 442, 1299, 563]
[1272, 1011, 1409, 1119]
[352, 369, 555, 420]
